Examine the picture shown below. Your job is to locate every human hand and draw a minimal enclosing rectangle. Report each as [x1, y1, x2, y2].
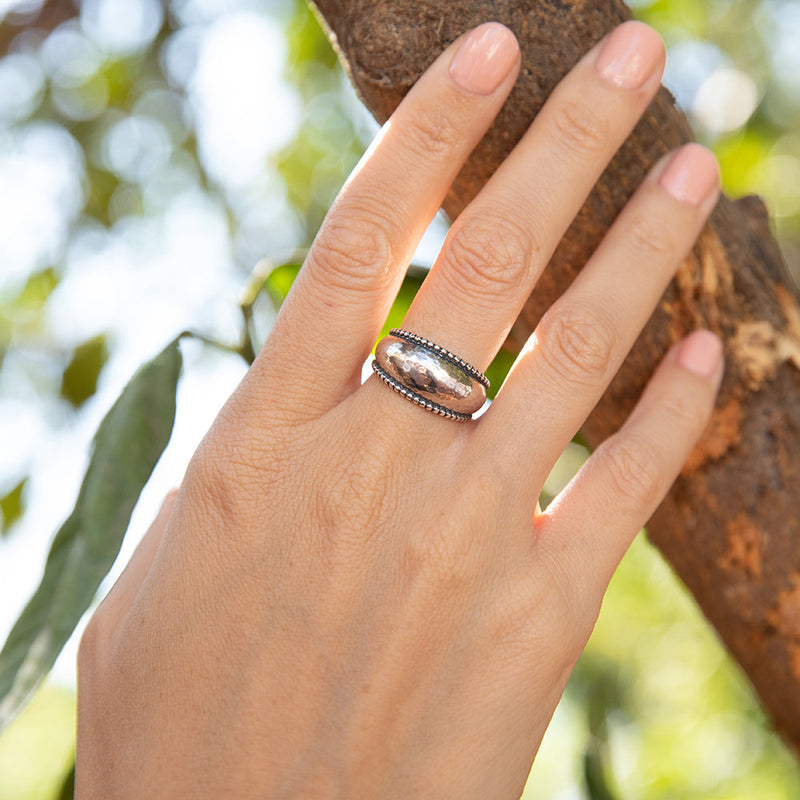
[76, 19, 722, 799]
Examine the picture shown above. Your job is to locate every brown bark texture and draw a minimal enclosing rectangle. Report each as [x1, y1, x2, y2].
[312, 0, 800, 755]
[0, 0, 77, 54]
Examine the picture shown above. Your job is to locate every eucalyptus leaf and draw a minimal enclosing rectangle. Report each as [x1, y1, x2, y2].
[0, 339, 182, 733]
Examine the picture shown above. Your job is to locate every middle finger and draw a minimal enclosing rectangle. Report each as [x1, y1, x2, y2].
[396, 21, 666, 373]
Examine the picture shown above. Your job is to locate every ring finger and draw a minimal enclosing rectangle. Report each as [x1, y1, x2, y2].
[485, 142, 721, 492]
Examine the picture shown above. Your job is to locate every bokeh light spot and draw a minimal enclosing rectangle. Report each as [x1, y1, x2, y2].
[692, 66, 761, 134]
[189, 11, 301, 186]
[0, 52, 44, 122]
[80, 0, 164, 55]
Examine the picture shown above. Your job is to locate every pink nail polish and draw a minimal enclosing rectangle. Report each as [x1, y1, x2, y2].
[449, 22, 519, 96]
[594, 21, 664, 89]
[677, 330, 723, 378]
[659, 143, 721, 207]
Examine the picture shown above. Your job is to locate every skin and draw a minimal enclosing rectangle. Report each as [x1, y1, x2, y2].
[76, 20, 723, 799]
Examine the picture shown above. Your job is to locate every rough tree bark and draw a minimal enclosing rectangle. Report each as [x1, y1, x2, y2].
[312, 0, 800, 756]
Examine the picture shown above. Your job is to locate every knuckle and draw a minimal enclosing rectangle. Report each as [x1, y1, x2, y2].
[403, 102, 462, 160]
[474, 453, 513, 503]
[310, 206, 395, 294]
[78, 613, 109, 683]
[183, 431, 265, 529]
[536, 302, 617, 387]
[626, 215, 677, 260]
[183, 448, 234, 521]
[315, 455, 390, 536]
[600, 433, 664, 512]
[493, 570, 588, 672]
[402, 518, 483, 601]
[441, 213, 536, 298]
[537, 560, 583, 644]
[77, 616, 99, 669]
[492, 591, 546, 660]
[659, 389, 709, 436]
[552, 98, 610, 158]
[420, 538, 474, 595]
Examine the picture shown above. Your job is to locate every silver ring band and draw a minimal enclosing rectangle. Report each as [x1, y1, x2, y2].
[372, 328, 489, 421]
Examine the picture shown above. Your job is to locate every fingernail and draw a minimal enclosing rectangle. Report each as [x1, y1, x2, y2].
[594, 20, 664, 89]
[677, 330, 723, 378]
[659, 143, 721, 207]
[449, 22, 519, 96]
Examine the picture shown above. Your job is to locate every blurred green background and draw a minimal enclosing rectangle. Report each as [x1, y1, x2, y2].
[1, 0, 799, 797]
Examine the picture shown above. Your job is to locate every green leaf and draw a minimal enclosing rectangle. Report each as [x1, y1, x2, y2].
[0, 477, 28, 536]
[572, 429, 592, 450]
[0, 339, 182, 733]
[380, 265, 427, 338]
[484, 347, 516, 401]
[61, 334, 109, 408]
[264, 262, 302, 309]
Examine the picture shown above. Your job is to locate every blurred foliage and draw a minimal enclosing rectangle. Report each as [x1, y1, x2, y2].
[263, 260, 302, 310]
[0, 477, 27, 535]
[277, 1, 363, 234]
[633, 0, 800, 271]
[0, 684, 74, 800]
[0, 0, 799, 797]
[59, 333, 107, 407]
[0, 268, 59, 368]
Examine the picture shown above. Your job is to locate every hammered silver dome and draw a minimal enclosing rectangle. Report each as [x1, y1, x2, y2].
[372, 330, 488, 419]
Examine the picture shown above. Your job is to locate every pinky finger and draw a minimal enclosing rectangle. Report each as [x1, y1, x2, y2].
[535, 330, 724, 598]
